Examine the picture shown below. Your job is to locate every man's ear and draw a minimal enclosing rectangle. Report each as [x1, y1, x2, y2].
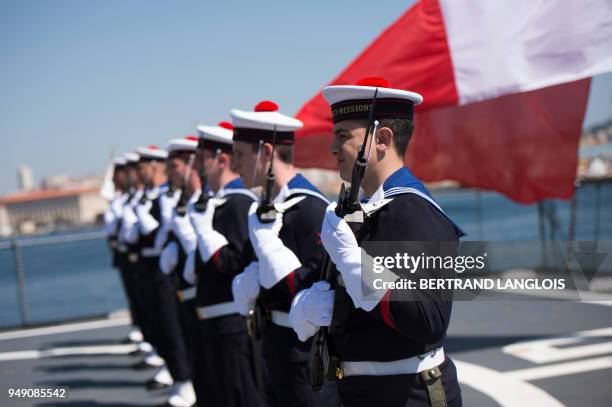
[375, 127, 393, 152]
[218, 152, 230, 169]
[263, 142, 274, 161]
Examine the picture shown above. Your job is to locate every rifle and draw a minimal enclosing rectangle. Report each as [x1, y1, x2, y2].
[255, 126, 278, 223]
[308, 87, 381, 390]
[246, 126, 278, 340]
[175, 154, 196, 216]
[123, 176, 142, 264]
[125, 180, 135, 202]
[193, 132, 210, 212]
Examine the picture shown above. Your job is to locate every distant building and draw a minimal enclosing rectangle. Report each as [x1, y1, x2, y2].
[41, 174, 103, 190]
[0, 187, 107, 236]
[17, 165, 34, 192]
[579, 119, 612, 179]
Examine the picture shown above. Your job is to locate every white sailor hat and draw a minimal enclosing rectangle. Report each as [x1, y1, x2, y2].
[230, 100, 303, 145]
[136, 145, 168, 161]
[322, 77, 423, 124]
[196, 122, 234, 153]
[124, 152, 140, 164]
[113, 157, 127, 167]
[166, 135, 198, 155]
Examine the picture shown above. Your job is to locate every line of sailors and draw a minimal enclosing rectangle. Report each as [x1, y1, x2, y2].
[104, 77, 464, 407]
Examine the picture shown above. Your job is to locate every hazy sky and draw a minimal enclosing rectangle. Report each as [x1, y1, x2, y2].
[1, 0, 611, 195]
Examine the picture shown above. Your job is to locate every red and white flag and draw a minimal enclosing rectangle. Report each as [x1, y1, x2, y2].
[295, 0, 612, 203]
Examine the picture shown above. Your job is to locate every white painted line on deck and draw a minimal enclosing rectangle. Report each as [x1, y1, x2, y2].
[0, 344, 138, 362]
[454, 360, 564, 406]
[503, 326, 612, 364]
[0, 350, 41, 361]
[505, 356, 612, 381]
[0, 317, 131, 341]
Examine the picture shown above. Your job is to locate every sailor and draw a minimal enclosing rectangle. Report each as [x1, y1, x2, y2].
[120, 151, 164, 368]
[230, 101, 340, 407]
[129, 145, 186, 393]
[103, 157, 143, 345]
[188, 121, 267, 407]
[158, 135, 201, 407]
[289, 77, 464, 407]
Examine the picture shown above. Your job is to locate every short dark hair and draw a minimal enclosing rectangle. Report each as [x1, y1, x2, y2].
[360, 117, 414, 157]
[250, 143, 293, 164]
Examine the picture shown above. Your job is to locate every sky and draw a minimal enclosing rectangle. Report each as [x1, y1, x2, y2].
[1, 0, 611, 195]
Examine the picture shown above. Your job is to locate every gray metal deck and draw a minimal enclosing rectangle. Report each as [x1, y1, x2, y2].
[1, 293, 611, 406]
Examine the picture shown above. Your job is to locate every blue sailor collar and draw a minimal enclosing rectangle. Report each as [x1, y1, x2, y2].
[217, 177, 257, 200]
[273, 173, 329, 204]
[365, 167, 465, 238]
[224, 177, 243, 190]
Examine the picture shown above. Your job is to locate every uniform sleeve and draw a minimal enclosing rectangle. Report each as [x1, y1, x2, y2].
[200, 195, 255, 278]
[283, 197, 328, 298]
[364, 196, 458, 344]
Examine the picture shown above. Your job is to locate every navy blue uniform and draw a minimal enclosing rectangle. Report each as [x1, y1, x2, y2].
[122, 191, 159, 350]
[259, 174, 340, 407]
[328, 167, 463, 407]
[140, 187, 191, 381]
[169, 193, 208, 405]
[194, 178, 267, 407]
[107, 194, 142, 331]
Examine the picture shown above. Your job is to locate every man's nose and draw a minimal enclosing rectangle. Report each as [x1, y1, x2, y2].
[330, 138, 340, 156]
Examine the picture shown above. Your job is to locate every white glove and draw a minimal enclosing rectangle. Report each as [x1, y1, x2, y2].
[160, 241, 178, 275]
[231, 261, 260, 316]
[121, 204, 139, 244]
[110, 196, 124, 218]
[289, 289, 320, 342]
[302, 281, 335, 326]
[321, 202, 385, 312]
[171, 212, 197, 253]
[248, 202, 301, 289]
[189, 199, 228, 263]
[183, 250, 197, 285]
[136, 200, 160, 235]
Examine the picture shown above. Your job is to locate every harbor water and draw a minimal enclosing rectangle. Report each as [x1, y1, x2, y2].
[1, 183, 610, 329]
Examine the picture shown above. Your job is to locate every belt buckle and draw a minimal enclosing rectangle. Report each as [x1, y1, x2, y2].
[128, 253, 138, 263]
[420, 366, 442, 381]
[176, 291, 184, 302]
[335, 365, 344, 380]
[328, 357, 343, 380]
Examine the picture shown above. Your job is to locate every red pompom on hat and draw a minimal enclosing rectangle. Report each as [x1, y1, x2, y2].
[185, 135, 198, 141]
[355, 77, 390, 88]
[254, 100, 279, 112]
[218, 121, 234, 130]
